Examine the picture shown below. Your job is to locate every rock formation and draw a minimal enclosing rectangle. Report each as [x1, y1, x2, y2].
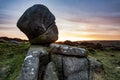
[17, 4, 58, 44]
[50, 43, 89, 80]
[18, 4, 102, 80]
[18, 43, 102, 80]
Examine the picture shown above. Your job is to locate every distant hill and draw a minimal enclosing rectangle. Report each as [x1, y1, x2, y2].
[57, 40, 120, 47]
[0, 37, 28, 42]
[57, 40, 120, 51]
[1, 37, 120, 50]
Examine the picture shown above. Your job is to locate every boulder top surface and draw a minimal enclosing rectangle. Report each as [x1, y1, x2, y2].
[50, 43, 88, 57]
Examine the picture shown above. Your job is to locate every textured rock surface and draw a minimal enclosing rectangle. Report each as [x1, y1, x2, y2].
[30, 23, 58, 44]
[50, 43, 88, 57]
[18, 45, 49, 80]
[17, 4, 58, 44]
[88, 58, 102, 71]
[50, 44, 91, 80]
[88, 58, 103, 80]
[51, 54, 64, 80]
[51, 55, 90, 80]
[44, 62, 59, 80]
[63, 57, 89, 80]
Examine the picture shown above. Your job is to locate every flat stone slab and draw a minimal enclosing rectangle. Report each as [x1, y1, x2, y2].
[50, 43, 88, 57]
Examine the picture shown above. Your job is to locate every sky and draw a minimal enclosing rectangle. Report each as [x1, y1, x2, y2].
[0, 0, 120, 41]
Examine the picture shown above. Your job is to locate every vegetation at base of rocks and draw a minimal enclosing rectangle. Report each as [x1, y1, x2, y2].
[0, 38, 120, 80]
[89, 50, 120, 80]
[0, 40, 30, 80]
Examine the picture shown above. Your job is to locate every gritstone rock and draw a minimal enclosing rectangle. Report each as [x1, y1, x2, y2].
[50, 43, 90, 80]
[17, 4, 58, 44]
[18, 45, 50, 80]
[50, 43, 88, 57]
[44, 62, 59, 80]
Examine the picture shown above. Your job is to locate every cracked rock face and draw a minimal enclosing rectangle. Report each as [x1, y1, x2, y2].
[44, 62, 59, 80]
[17, 4, 58, 44]
[50, 44, 90, 80]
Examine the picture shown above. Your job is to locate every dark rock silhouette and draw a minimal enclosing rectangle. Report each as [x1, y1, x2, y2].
[17, 4, 58, 44]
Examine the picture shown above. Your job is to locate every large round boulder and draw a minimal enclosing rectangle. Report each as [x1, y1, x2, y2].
[17, 4, 58, 44]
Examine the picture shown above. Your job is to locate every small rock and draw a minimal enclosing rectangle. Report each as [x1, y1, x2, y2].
[116, 66, 120, 69]
[88, 58, 103, 72]
[10, 40, 19, 44]
[0, 65, 10, 78]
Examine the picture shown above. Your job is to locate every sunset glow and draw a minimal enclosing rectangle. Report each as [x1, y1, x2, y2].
[0, 0, 120, 41]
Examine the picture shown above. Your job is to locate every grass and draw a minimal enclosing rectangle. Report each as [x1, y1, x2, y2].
[0, 41, 30, 80]
[89, 50, 120, 80]
[0, 41, 120, 80]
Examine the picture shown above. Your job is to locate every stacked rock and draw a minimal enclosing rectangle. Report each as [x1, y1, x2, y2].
[17, 4, 58, 44]
[50, 43, 90, 80]
[17, 4, 102, 80]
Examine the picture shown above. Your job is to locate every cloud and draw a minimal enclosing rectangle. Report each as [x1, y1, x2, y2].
[76, 33, 120, 40]
[57, 15, 120, 36]
[87, 34, 120, 40]
[59, 31, 120, 40]
[0, 26, 15, 30]
[62, 14, 120, 26]
[108, 2, 120, 13]
[55, 0, 120, 26]
[0, 13, 15, 24]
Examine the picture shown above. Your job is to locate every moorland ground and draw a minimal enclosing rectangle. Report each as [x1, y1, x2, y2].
[0, 38, 120, 80]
